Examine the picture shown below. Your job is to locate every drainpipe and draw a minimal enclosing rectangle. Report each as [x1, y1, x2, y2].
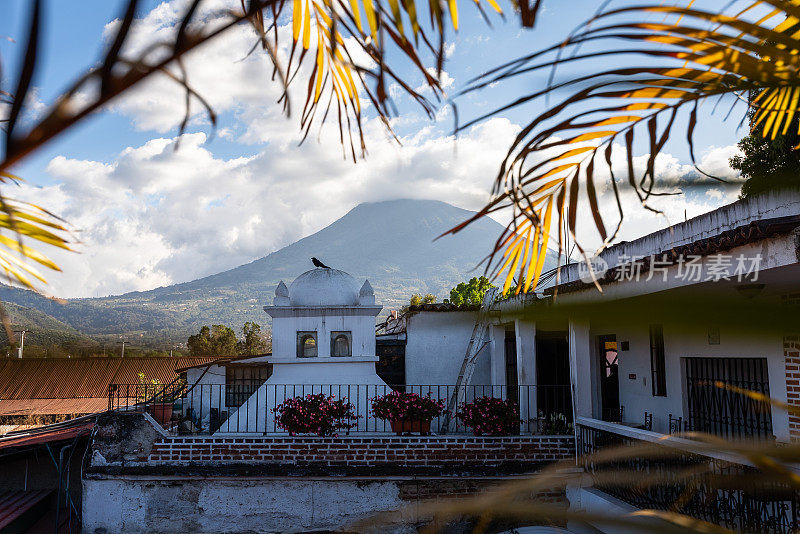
[53, 442, 74, 534]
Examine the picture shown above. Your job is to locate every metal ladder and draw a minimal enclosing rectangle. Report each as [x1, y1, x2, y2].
[440, 287, 497, 433]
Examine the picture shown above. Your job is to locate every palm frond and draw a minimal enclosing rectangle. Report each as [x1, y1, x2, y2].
[1, 0, 533, 289]
[450, 0, 800, 294]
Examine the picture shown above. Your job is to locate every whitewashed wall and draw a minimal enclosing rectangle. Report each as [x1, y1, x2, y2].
[269, 308, 380, 359]
[403, 310, 492, 386]
[583, 316, 788, 440]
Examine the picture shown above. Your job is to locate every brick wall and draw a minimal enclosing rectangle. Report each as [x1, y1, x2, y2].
[146, 435, 574, 467]
[786, 335, 800, 441]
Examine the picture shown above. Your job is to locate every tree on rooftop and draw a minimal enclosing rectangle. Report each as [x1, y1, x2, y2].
[449, 276, 494, 307]
[730, 107, 800, 199]
[409, 293, 436, 307]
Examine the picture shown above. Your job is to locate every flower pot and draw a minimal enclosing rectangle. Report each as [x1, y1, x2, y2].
[391, 419, 431, 435]
[149, 402, 173, 425]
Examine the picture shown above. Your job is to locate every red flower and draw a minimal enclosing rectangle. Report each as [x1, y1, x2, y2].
[274, 393, 359, 436]
[456, 397, 520, 436]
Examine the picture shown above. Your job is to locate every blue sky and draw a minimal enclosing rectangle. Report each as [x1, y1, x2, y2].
[0, 0, 746, 297]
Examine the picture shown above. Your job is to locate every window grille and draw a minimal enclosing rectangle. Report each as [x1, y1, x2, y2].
[685, 357, 773, 439]
[225, 365, 271, 408]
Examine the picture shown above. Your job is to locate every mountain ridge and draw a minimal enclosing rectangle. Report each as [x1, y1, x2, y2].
[0, 199, 556, 343]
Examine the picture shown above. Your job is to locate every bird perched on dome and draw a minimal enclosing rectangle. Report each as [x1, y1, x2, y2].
[311, 257, 330, 269]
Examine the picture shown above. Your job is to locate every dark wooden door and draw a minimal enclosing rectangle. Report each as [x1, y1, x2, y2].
[598, 335, 620, 422]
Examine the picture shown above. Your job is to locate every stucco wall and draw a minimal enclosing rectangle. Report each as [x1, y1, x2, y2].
[83, 477, 413, 533]
[586, 316, 788, 440]
[270, 309, 380, 358]
[185, 364, 227, 431]
[404, 310, 491, 386]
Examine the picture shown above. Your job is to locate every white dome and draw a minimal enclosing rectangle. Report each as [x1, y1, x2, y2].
[288, 268, 360, 306]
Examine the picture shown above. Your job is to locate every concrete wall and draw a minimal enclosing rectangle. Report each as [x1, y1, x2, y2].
[83, 475, 568, 534]
[83, 477, 415, 534]
[579, 314, 789, 440]
[270, 308, 380, 359]
[404, 310, 491, 386]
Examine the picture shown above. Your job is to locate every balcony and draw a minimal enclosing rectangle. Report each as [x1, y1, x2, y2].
[107, 382, 572, 436]
[576, 417, 800, 534]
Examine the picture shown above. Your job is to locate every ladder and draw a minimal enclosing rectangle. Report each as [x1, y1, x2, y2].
[440, 287, 497, 433]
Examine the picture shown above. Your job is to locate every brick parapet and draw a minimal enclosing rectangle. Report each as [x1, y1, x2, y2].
[145, 435, 575, 467]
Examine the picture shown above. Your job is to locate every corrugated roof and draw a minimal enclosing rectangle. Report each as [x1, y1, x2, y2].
[174, 353, 271, 373]
[0, 425, 37, 436]
[0, 490, 53, 530]
[0, 356, 217, 400]
[0, 398, 108, 417]
[0, 416, 95, 451]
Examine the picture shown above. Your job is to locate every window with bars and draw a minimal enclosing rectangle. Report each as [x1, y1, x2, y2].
[649, 324, 666, 397]
[685, 357, 773, 439]
[225, 365, 271, 408]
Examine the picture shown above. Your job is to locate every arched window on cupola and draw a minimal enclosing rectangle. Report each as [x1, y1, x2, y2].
[297, 332, 318, 358]
[331, 331, 352, 357]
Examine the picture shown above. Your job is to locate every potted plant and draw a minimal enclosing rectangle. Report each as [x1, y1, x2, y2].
[538, 411, 573, 435]
[456, 396, 520, 436]
[136, 372, 173, 425]
[273, 393, 358, 436]
[371, 391, 445, 435]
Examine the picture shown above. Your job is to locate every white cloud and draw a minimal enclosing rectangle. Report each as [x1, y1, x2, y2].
[23, 117, 523, 297]
[27, 118, 745, 298]
[14, 0, 745, 298]
[416, 68, 455, 94]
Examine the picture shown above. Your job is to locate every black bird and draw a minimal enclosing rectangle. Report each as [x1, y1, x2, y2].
[311, 257, 330, 269]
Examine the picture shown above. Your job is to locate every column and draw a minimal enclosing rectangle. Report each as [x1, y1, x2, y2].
[568, 318, 593, 420]
[515, 319, 537, 427]
[489, 324, 506, 398]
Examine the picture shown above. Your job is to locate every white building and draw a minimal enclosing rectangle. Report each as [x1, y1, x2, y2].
[218, 267, 389, 433]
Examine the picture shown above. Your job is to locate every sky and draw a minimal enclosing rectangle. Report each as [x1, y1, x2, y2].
[0, 0, 746, 298]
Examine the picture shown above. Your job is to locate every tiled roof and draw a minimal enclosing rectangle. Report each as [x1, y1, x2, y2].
[0, 356, 217, 401]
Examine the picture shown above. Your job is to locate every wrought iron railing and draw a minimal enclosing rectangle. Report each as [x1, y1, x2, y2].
[108, 382, 572, 436]
[577, 418, 800, 534]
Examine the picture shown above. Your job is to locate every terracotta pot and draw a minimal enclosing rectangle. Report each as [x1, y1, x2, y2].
[149, 402, 174, 425]
[391, 419, 431, 435]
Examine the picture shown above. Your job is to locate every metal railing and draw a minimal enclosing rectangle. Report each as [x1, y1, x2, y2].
[577, 418, 799, 534]
[108, 382, 572, 436]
